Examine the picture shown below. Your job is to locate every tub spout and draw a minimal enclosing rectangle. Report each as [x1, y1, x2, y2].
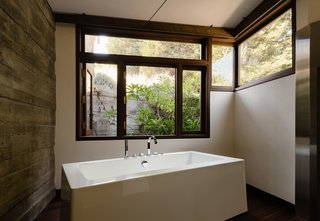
[124, 139, 129, 158]
[147, 136, 157, 155]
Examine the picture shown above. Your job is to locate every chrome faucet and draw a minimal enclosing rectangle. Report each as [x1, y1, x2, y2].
[147, 136, 157, 155]
[124, 139, 129, 158]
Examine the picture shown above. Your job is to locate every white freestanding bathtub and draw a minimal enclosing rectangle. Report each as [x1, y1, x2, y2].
[61, 151, 247, 221]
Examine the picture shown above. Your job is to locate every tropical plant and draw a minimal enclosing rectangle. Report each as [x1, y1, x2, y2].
[126, 75, 176, 135]
[126, 71, 201, 135]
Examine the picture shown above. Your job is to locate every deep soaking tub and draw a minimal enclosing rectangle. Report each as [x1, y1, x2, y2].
[61, 151, 247, 221]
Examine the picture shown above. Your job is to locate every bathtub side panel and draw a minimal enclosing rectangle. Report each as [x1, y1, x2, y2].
[70, 161, 247, 221]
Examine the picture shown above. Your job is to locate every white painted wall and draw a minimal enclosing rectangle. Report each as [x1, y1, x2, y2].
[234, 75, 296, 204]
[54, 23, 235, 188]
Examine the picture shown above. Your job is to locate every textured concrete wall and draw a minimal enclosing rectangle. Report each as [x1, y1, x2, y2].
[0, 0, 56, 220]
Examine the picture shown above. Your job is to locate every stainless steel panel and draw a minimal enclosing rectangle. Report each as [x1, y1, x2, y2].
[295, 21, 320, 221]
[296, 26, 311, 219]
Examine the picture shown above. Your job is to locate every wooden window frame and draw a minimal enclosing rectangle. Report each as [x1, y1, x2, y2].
[76, 26, 210, 140]
[234, 3, 295, 90]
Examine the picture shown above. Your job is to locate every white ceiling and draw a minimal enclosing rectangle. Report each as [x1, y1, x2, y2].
[48, 0, 264, 28]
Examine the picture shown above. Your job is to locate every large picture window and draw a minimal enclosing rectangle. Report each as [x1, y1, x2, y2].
[238, 9, 293, 86]
[77, 27, 209, 140]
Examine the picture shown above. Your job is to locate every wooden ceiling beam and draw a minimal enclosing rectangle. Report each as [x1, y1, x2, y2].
[54, 13, 234, 39]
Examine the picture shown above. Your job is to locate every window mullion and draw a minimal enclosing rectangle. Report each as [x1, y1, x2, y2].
[80, 64, 86, 136]
[202, 67, 209, 134]
[176, 64, 183, 136]
[234, 46, 239, 88]
[117, 63, 125, 138]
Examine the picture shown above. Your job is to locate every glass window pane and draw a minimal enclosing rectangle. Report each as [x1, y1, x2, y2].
[86, 63, 117, 136]
[239, 9, 292, 85]
[212, 45, 234, 87]
[85, 35, 201, 60]
[183, 70, 201, 132]
[126, 66, 176, 136]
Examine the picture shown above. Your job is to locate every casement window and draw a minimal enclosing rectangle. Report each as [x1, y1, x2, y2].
[238, 9, 293, 86]
[77, 27, 210, 140]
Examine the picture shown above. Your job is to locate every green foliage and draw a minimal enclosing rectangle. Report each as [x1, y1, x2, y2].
[239, 10, 292, 85]
[182, 71, 201, 131]
[127, 75, 176, 135]
[126, 73, 201, 135]
[106, 37, 201, 60]
[212, 74, 228, 86]
[212, 45, 233, 63]
[105, 106, 117, 125]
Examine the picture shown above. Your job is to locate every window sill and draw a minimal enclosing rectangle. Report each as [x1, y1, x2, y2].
[235, 68, 294, 91]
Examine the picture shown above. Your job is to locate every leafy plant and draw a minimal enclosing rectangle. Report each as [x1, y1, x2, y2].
[105, 106, 117, 125]
[182, 71, 201, 132]
[127, 73, 201, 135]
[127, 75, 175, 135]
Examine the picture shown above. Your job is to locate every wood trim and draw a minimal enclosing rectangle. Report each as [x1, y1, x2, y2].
[76, 134, 210, 140]
[176, 64, 183, 137]
[234, 0, 292, 41]
[212, 38, 235, 45]
[204, 66, 210, 137]
[117, 63, 125, 138]
[79, 53, 209, 67]
[82, 26, 205, 43]
[54, 13, 234, 39]
[211, 86, 234, 92]
[235, 68, 294, 91]
[234, 43, 239, 89]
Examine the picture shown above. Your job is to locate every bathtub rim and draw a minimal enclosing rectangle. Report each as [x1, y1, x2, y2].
[62, 151, 244, 189]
